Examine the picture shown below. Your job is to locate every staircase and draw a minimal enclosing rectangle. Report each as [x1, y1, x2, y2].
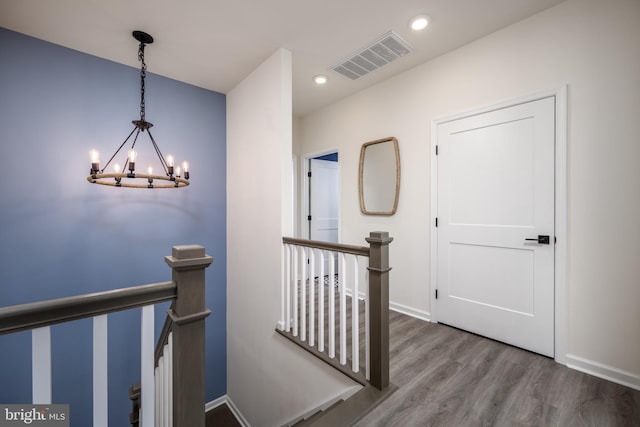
[0, 244, 213, 427]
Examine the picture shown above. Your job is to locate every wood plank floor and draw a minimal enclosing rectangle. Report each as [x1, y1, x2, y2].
[354, 310, 640, 427]
[208, 306, 640, 426]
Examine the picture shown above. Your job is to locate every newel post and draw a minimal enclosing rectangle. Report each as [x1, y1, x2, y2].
[164, 245, 213, 427]
[366, 231, 393, 390]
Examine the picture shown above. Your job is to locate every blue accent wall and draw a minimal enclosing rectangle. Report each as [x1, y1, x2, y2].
[0, 28, 227, 426]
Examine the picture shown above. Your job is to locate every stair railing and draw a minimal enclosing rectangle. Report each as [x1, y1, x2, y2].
[278, 232, 392, 390]
[0, 244, 212, 427]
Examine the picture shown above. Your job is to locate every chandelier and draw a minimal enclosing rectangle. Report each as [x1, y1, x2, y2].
[87, 31, 190, 188]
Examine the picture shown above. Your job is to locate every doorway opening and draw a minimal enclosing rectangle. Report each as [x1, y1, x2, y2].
[304, 152, 339, 243]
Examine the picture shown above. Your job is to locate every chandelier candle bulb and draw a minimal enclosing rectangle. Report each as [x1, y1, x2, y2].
[167, 155, 175, 175]
[183, 161, 190, 180]
[114, 163, 122, 185]
[128, 149, 137, 172]
[90, 150, 100, 173]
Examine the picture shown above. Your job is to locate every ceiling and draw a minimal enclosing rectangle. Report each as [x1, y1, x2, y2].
[0, 0, 565, 117]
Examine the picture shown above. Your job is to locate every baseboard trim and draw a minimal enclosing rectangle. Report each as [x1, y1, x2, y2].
[226, 396, 251, 427]
[205, 395, 226, 411]
[279, 385, 361, 427]
[389, 301, 430, 322]
[566, 354, 640, 391]
[205, 395, 251, 426]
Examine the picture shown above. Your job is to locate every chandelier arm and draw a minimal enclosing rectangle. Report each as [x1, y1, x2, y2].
[146, 128, 170, 175]
[102, 126, 138, 172]
[123, 128, 142, 172]
[130, 128, 142, 150]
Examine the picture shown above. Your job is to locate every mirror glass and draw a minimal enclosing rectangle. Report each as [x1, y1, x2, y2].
[358, 137, 400, 215]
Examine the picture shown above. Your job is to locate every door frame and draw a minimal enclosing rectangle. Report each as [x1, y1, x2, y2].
[301, 149, 341, 241]
[430, 86, 568, 364]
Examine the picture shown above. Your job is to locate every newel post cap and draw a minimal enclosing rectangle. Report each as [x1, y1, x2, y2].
[164, 244, 213, 270]
[366, 231, 394, 245]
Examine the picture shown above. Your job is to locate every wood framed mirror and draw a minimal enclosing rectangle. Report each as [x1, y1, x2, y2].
[358, 137, 400, 215]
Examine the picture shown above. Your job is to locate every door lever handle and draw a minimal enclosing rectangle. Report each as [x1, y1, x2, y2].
[525, 235, 550, 245]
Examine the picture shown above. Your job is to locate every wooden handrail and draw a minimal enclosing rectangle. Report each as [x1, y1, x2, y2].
[0, 281, 176, 335]
[283, 236, 370, 257]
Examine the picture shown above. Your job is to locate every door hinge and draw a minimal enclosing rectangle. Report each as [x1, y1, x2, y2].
[308, 171, 312, 177]
[307, 215, 312, 221]
[435, 145, 439, 155]
[435, 289, 438, 299]
[554, 236, 557, 244]
[435, 217, 438, 227]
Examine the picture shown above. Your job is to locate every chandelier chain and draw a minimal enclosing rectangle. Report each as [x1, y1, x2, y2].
[138, 42, 147, 122]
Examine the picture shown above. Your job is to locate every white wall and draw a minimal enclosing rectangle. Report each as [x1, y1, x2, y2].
[293, 116, 303, 238]
[227, 48, 359, 427]
[299, 0, 640, 387]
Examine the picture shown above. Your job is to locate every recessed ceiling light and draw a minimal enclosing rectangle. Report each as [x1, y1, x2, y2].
[313, 74, 328, 85]
[410, 15, 429, 31]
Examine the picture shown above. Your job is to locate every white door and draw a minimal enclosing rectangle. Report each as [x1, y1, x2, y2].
[309, 158, 338, 243]
[435, 96, 555, 357]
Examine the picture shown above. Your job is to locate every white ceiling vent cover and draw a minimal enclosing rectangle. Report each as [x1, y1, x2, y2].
[331, 31, 414, 80]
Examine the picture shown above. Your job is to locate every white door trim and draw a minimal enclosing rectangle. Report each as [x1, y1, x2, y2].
[430, 86, 568, 364]
[301, 149, 341, 241]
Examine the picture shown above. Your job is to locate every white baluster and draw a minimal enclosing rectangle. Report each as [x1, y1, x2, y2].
[155, 361, 162, 427]
[328, 250, 336, 359]
[301, 246, 307, 342]
[352, 256, 359, 373]
[93, 315, 108, 427]
[285, 244, 291, 332]
[318, 249, 325, 353]
[279, 245, 286, 332]
[365, 267, 370, 381]
[293, 245, 299, 337]
[141, 305, 155, 427]
[309, 248, 315, 347]
[32, 326, 51, 404]
[339, 252, 347, 365]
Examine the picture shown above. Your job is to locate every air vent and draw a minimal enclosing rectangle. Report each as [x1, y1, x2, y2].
[331, 31, 414, 80]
